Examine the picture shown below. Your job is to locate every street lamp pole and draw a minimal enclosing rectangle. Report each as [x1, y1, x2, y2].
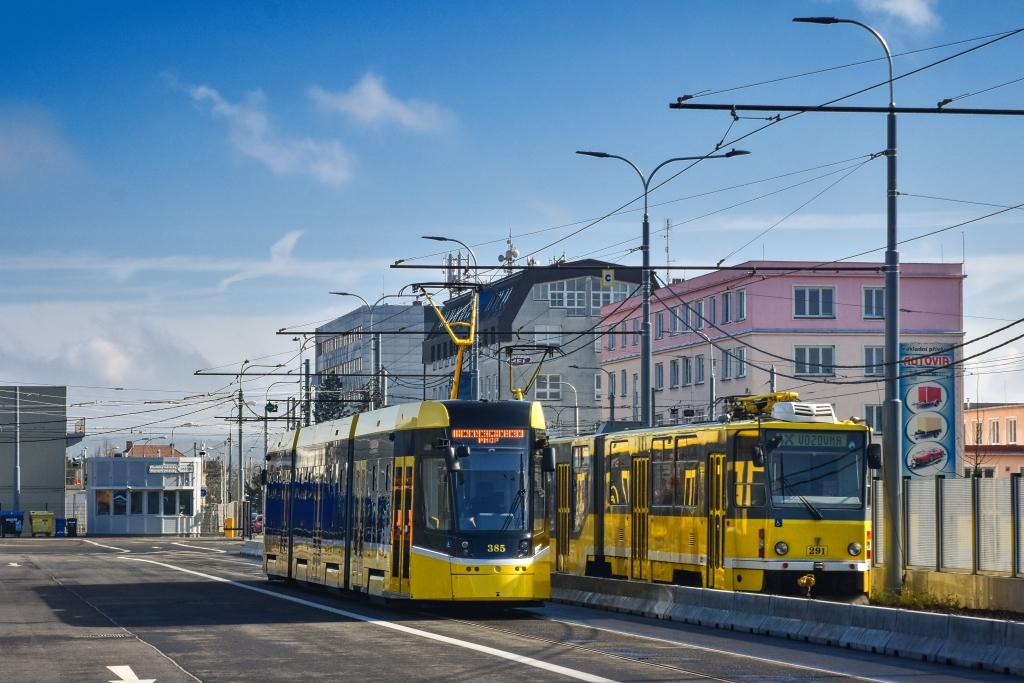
[422, 235, 480, 400]
[794, 15, 903, 595]
[556, 381, 580, 436]
[576, 149, 749, 427]
[570, 365, 615, 424]
[169, 422, 199, 455]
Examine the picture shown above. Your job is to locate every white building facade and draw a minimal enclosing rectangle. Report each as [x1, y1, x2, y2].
[86, 457, 202, 535]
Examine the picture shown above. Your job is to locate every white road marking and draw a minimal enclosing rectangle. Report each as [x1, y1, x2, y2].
[120, 557, 615, 683]
[7, 562, 20, 567]
[169, 542, 226, 554]
[541, 614, 890, 683]
[84, 540, 131, 553]
[106, 664, 155, 683]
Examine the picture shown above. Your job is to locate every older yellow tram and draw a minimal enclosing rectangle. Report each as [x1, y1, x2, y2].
[264, 399, 553, 603]
[550, 393, 880, 595]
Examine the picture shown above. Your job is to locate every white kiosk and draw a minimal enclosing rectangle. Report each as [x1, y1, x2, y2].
[86, 457, 202, 535]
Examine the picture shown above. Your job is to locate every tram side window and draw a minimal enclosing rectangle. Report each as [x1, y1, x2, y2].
[571, 445, 590, 534]
[676, 444, 705, 513]
[733, 435, 767, 508]
[651, 437, 676, 507]
[421, 457, 452, 530]
[532, 452, 546, 533]
[607, 441, 631, 508]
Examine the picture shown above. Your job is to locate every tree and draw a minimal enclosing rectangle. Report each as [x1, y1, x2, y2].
[314, 372, 351, 423]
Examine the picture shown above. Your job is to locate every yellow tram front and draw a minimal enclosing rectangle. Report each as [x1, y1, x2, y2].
[408, 400, 553, 603]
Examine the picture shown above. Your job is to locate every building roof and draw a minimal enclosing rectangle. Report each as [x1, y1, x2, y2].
[123, 444, 189, 458]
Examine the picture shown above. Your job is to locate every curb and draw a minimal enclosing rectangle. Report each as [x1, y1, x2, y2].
[239, 539, 263, 559]
[551, 574, 1024, 676]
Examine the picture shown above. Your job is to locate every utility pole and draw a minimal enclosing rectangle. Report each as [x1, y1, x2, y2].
[237, 386, 244, 504]
[304, 359, 311, 426]
[14, 387, 21, 512]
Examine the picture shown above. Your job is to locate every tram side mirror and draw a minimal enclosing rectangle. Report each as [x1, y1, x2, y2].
[541, 446, 556, 473]
[443, 446, 461, 472]
[752, 445, 766, 468]
[867, 443, 883, 470]
[682, 409, 696, 418]
[260, 469, 267, 486]
[455, 445, 471, 459]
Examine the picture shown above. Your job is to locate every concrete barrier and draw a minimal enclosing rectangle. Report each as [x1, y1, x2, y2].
[550, 573, 1024, 676]
[239, 539, 262, 559]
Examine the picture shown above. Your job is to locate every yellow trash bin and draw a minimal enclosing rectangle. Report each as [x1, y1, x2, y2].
[29, 511, 55, 537]
[224, 516, 235, 538]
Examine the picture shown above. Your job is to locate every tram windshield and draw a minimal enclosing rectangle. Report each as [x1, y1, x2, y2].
[452, 448, 528, 531]
[764, 430, 866, 509]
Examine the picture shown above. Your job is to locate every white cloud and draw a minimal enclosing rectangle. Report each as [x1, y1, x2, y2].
[854, 0, 940, 29]
[189, 84, 354, 187]
[309, 73, 453, 132]
[0, 107, 73, 180]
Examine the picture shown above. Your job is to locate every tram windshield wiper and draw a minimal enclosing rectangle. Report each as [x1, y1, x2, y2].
[780, 476, 824, 520]
[500, 456, 527, 532]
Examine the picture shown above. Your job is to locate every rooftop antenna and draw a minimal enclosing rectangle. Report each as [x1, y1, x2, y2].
[664, 218, 671, 283]
[497, 228, 520, 275]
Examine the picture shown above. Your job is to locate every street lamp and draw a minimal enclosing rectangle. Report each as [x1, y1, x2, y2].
[554, 380, 579, 437]
[237, 362, 283, 504]
[794, 15, 904, 595]
[576, 148, 749, 427]
[169, 422, 199, 455]
[570, 365, 615, 424]
[330, 291, 419, 409]
[264, 379, 299, 459]
[422, 235, 480, 401]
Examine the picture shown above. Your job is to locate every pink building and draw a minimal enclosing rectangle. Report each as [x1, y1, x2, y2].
[598, 261, 964, 453]
[962, 403, 1024, 477]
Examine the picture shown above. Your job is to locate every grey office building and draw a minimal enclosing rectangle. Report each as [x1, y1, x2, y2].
[315, 302, 428, 410]
[422, 260, 642, 437]
[0, 386, 67, 513]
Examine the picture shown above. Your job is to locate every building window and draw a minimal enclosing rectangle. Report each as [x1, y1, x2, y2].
[130, 491, 144, 515]
[631, 319, 639, 346]
[549, 278, 588, 315]
[95, 490, 111, 516]
[794, 286, 835, 318]
[795, 345, 835, 376]
[670, 306, 680, 334]
[535, 374, 561, 401]
[656, 311, 665, 339]
[162, 490, 177, 515]
[594, 373, 602, 401]
[113, 490, 127, 516]
[594, 332, 602, 353]
[608, 372, 616, 398]
[707, 297, 717, 326]
[178, 490, 194, 516]
[864, 346, 885, 376]
[991, 419, 1000, 445]
[535, 325, 561, 347]
[534, 283, 549, 301]
[620, 369, 627, 397]
[721, 349, 733, 380]
[670, 359, 680, 387]
[735, 347, 746, 378]
[590, 281, 630, 315]
[682, 356, 692, 385]
[1009, 417, 1017, 444]
[620, 323, 628, 348]
[654, 363, 664, 390]
[974, 421, 983, 445]
[607, 324, 617, 351]
[721, 292, 732, 323]
[864, 287, 885, 319]
[736, 289, 747, 321]
[695, 354, 705, 384]
[692, 300, 704, 330]
[147, 490, 160, 515]
[865, 404, 883, 435]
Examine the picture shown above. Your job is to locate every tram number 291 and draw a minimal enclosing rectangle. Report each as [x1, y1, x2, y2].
[487, 544, 506, 553]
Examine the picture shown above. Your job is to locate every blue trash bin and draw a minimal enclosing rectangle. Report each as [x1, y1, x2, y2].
[55, 518, 67, 537]
[0, 511, 24, 537]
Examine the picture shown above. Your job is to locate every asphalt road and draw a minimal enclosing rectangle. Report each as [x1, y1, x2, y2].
[0, 537, 1013, 683]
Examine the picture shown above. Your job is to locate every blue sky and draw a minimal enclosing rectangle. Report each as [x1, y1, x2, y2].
[2, 1, 1023, 452]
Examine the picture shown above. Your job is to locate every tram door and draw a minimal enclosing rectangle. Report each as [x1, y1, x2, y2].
[706, 453, 727, 588]
[390, 456, 414, 594]
[311, 468, 324, 581]
[555, 462, 572, 572]
[630, 455, 650, 580]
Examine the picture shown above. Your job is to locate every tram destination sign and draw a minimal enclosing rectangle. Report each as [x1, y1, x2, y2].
[777, 432, 847, 449]
[451, 428, 526, 445]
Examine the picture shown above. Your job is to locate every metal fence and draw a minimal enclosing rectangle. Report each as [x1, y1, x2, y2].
[873, 473, 1023, 576]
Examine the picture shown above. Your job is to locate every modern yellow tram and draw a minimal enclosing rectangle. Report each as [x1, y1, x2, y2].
[549, 392, 881, 595]
[263, 399, 554, 603]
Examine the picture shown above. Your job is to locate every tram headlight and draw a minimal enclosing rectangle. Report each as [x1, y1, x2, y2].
[460, 540, 471, 557]
[847, 542, 862, 557]
[774, 541, 789, 556]
[518, 539, 531, 557]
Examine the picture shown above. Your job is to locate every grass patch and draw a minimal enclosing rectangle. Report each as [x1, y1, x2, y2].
[870, 588, 963, 613]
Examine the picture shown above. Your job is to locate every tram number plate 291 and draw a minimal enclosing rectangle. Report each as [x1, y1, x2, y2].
[806, 545, 828, 556]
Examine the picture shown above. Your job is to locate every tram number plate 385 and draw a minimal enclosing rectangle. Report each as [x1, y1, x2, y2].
[806, 545, 828, 556]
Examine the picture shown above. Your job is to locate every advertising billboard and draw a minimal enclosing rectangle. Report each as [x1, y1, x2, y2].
[899, 342, 958, 477]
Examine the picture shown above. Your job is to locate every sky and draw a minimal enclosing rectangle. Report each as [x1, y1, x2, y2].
[2, 0, 1024, 458]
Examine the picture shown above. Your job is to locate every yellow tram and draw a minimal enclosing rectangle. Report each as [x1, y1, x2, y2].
[263, 399, 553, 603]
[550, 392, 880, 595]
